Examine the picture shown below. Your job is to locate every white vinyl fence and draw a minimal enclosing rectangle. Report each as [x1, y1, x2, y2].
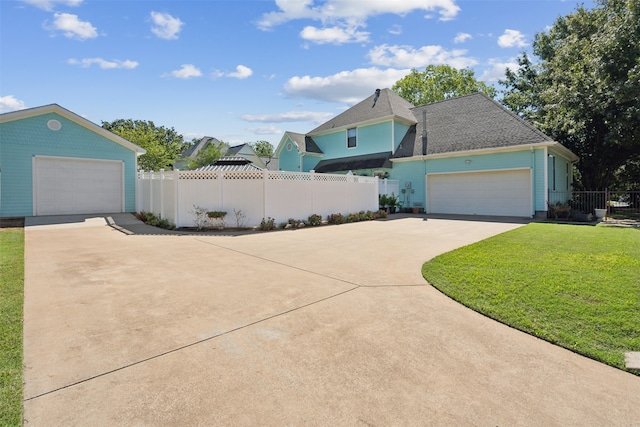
[137, 169, 379, 228]
[379, 179, 400, 197]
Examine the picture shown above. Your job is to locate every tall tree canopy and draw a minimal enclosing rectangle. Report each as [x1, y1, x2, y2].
[102, 119, 187, 171]
[250, 140, 274, 157]
[501, 0, 640, 190]
[392, 65, 497, 105]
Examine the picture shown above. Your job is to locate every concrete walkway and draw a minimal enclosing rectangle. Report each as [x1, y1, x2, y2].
[23, 214, 640, 425]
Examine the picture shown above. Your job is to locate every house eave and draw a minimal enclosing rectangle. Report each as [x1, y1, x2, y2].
[0, 104, 146, 155]
[308, 114, 417, 137]
[391, 141, 578, 162]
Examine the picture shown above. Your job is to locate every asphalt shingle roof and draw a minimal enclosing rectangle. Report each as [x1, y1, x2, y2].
[287, 131, 323, 154]
[308, 88, 416, 135]
[392, 93, 554, 158]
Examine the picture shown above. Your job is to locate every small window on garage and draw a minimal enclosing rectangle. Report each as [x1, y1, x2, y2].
[347, 128, 357, 148]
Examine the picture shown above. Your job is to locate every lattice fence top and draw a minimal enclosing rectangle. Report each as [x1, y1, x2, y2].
[178, 171, 220, 180]
[139, 170, 378, 183]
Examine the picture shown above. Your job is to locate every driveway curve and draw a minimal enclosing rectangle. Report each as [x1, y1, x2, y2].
[23, 214, 640, 425]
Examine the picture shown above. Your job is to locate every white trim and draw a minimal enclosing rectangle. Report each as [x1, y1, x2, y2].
[391, 141, 579, 163]
[425, 168, 533, 217]
[426, 166, 531, 176]
[309, 114, 416, 137]
[544, 147, 549, 208]
[0, 104, 146, 155]
[32, 155, 125, 215]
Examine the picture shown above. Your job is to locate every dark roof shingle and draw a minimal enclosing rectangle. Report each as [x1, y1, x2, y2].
[393, 93, 553, 158]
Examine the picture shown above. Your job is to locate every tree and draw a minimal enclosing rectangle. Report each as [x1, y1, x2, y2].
[392, 65, 497, 105]
[250, 140, 274, 157]
[501, 0, 640, 190]
[102, 119, 187, 171]
[184, 139, 227, 169]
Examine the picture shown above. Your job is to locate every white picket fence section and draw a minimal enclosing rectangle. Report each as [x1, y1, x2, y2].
[137, 169, 379, 228]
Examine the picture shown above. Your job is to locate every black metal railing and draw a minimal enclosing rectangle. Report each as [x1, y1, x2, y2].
[548, 189, 640, 220]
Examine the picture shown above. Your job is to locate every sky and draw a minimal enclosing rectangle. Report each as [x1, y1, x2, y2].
[0, 0, 596, 147]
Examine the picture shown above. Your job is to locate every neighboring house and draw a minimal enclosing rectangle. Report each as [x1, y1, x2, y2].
[275, 89, 578, 218]
[175, 136, 224, 169]
[0, 104, 145, 217]
[194, 156, 263, 172]
[177, 138, 272, 170]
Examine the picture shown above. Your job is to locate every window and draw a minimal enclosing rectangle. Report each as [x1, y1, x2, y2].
[347, 128, 357, 148]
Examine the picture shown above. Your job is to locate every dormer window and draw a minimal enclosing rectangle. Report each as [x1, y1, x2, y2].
[347, 128, 357, 148]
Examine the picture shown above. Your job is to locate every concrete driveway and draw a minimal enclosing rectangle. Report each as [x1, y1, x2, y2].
[23, 214, 640, 425]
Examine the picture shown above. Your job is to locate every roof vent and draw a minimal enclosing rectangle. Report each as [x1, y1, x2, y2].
[372, 88, 381, 108]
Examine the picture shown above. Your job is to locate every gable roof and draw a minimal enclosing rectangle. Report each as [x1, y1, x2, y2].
[393, 93, 557, 158]
[308, 88, 416, 135]
[277, 131, 323, 155]
[0, 104, 146, 154]
[181, 136, 223, 159]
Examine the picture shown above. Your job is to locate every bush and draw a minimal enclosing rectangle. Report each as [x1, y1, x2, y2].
[306, 213, 323, 226]
[135, 211, 175, 230]
[258, 217, 276, 231]
[327, 213, 345, 224]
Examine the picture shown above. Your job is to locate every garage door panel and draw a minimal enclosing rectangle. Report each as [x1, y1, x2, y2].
[428, 170, 531, 217]
[34, 157, 123, 216]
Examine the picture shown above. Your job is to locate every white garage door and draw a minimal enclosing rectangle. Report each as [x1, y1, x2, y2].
[34, 156, 124, 215]
[427, 169, 532, 217]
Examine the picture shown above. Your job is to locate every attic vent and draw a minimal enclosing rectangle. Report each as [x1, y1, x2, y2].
[47, 120, 61, 131]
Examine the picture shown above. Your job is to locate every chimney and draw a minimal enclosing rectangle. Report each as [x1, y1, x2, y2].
[421, 109, 427, 156]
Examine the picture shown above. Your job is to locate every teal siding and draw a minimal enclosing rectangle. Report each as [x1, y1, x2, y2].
[533, 149, 546, 212]
[388, 160, 426, 209]
[391, 150, 542, 212]
[0, 112, 137, 217]
[278, 136, 302, 171]
[315, 121, 394, 159]
[304, 155, 321, 172]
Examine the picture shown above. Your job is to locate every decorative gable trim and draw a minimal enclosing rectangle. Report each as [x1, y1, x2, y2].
[0, 104, 146, 155]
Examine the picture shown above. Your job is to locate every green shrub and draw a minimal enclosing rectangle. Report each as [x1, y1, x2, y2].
[307, 213, 323, 226]
[258, 217, 276, 231]
[327, 213, 345, 224]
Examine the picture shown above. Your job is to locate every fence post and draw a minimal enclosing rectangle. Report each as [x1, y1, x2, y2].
[263, 170, 269, 220]
[174, 169, 180, 227]
[159, 169, 165, 219]
[149, 170, 154, 215]
[218, 171, 224, 212]
[310, 170, 315, 215]
[136, 170, 142, 213]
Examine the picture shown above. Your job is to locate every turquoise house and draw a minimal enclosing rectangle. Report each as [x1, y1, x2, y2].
[275, 89, 578, 218]
[0, 104, 145, 217]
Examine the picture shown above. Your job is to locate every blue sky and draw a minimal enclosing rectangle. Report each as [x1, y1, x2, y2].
[1, 0, 594, 147]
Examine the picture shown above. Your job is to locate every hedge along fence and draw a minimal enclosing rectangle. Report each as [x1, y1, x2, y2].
[137, 169, 379, 228]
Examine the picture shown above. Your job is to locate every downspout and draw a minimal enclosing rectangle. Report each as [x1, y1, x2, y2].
[422, 109, 428, 213]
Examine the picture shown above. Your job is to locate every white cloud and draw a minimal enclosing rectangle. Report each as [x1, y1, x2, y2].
[67, 58, 138, 69]
[284, 67, 411, 103]
[150, 11, 184, 40]
[168, 64, 202, 79]
[47, 13, 97, 40]
[258, 0, 460, 29]
[0, 95, 27, 113]
[227, 65, 253, 79]
[480, 59, 520, 82]
[21, 0, 82, 11]
[368, 44, 477, 69]
[212, 65, 254, 79]
[300, 25, 369, 44]
[241, 111, 333, 123]
[247, 125, 283, 135]
[497, 29, 528, 48]
[388, 25, 402, 36]
[453, 32, 472, 44]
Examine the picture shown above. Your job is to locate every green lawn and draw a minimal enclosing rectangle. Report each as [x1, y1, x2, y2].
[0, 229, 24, 425]
[422, 223, 640, 372]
